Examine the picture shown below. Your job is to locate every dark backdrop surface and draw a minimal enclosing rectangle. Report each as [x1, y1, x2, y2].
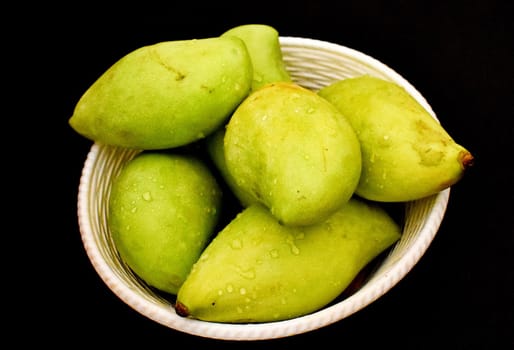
[24, 1, 512, 348]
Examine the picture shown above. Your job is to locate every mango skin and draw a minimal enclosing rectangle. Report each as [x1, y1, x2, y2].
[221, 24, 291, 91]
[208, 24, 292, 206]
[69, 37, 253, 149]
[205, 127, 257, 207]
[175, 198, 401, 323]
[318, 75, 474, 202]
[108, 152, 222, 295]
[224, 82, 362, 226]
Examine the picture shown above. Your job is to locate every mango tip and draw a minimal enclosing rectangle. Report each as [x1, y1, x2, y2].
[460, 150, 475, 170]
[175, 301, 189, 317]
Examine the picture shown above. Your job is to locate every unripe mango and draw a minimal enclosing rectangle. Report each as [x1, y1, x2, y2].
[108, 151, 222, 295]
[221, 24, 291, 91]
[205, 127, 257, 207]
[318, 75, 474, 202]
[175, 198, 401, 323]
[224, 82, 362, 226]
[206, 24, 292, 207]
[69, 37, 253, 149]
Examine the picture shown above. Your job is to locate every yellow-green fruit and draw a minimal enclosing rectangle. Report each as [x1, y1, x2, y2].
[108, 152, 222, 295]
[224, 82, 362, 226]
[318, 75, 474, 202]
[175, 198, 401, 323]
[69, 37, 253, 149]
[221, 24, 291, 91]
[205, 127, 257, 207]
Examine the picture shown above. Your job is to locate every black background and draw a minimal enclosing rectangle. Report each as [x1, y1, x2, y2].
[21, 0, 513, 348]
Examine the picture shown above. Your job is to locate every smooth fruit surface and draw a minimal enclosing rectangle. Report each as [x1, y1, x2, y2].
[221, 24, 291, 91]
[175, 198, 401, 323]
[108, 152, 222, 295]
[224, 82, 362, 226]
[69, 37, 252, 149]
[205, 127, 257, 207]
[318, 75, 473, 202]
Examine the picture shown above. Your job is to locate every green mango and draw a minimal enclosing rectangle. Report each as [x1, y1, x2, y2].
[221, 24, 291, 91]
[207, 24, 292, 205]
[69, 37, 253, 149]
[205, 127, 257, 207]
[223, 82, 362, 226]
[318, 75, 474, 202]
[108, 151, 222, 295]
[175, 198, 401, 323]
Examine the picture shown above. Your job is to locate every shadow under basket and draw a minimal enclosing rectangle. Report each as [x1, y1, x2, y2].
[77, 36, 450, 341]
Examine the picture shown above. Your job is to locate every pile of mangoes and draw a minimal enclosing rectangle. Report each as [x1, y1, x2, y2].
[69, 24, 473, 323]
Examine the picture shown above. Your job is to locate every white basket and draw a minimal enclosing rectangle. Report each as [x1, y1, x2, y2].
[77, 36, 450, 340]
